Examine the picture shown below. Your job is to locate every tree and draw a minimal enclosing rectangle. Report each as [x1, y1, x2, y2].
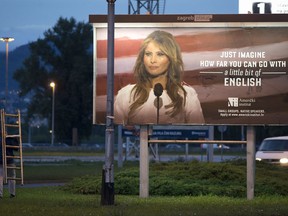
[14, 17, 93, 144]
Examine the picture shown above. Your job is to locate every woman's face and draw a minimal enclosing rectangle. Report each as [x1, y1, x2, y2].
[143, 41, 170, 77]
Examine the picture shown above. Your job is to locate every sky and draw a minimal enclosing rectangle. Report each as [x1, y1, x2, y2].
[0, 0, 238, 52]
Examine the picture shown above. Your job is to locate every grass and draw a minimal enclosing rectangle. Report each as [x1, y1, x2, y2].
[23, 160, 103, 183]
[22, 160, 139, 183]
[3, 152, 287, 215]
[1, 187, 288, 216]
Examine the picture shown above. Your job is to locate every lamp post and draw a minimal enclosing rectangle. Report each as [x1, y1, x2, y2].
[0, 37, 14, 109]
[101, 0, 116, 206]
[50, 82, 55, 146]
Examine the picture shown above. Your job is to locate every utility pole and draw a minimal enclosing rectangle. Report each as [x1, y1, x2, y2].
[101, 0, 116, 206]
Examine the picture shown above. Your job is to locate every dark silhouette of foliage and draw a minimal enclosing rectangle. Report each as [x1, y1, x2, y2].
[14, 17, 93, 143]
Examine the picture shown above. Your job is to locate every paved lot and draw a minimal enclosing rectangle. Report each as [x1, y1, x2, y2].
[23, 155, 244, 163]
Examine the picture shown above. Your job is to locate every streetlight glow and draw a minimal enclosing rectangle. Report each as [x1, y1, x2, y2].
[50, 82, 55, 88]
[1, 36, 14, 109]
[50, 82, 56, 146]
[0, 37, 15, 43]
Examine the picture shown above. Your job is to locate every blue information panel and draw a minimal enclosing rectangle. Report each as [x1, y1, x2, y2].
[122, 129, 209, 139]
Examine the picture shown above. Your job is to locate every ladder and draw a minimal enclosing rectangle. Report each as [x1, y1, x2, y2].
[1, 109, 24, 185]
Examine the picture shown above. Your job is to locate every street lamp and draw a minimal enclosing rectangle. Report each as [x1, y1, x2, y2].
[101, 0, 116, 206]
[0, 37, 14, 109]
[50, 82, 55, 146]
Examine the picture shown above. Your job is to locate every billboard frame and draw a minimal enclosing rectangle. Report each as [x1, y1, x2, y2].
[90, 14, 288, 126]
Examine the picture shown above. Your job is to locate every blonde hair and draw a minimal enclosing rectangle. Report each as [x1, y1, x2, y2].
[128, 30, 186, 119]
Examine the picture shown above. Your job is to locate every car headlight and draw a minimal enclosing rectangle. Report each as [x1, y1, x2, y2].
[280, 158, 288, 164]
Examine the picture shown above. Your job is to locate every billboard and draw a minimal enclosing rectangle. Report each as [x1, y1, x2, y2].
[90, 14, 288, 126]
[239, 0, 288, 14]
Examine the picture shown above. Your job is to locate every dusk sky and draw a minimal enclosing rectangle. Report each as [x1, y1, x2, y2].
[0, 0, 238, 51]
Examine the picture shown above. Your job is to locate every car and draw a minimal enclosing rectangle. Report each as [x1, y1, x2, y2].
[53, 143, 69, 148]
[122, 141, 135, 149]
[22, 143, 33, 148]
[32, 143, 51, 147]
[256, 136, 288, 165]
[89, 144, 103, 150]
[201, 143, 230, 149]
[165, 144, 183, 150]
[81, 143, 103, 149]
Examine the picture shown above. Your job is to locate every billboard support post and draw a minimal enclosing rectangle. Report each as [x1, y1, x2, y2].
[117, 125, 123, 168]
[140, 125, 149, 198]
[247, 126, 256, 200]
[207, 126, 214, 162]
[101, 0, 116, 206]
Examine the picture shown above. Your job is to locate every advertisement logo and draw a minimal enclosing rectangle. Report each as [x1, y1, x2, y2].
[253, 2, 272, 14]
[228, 97, 239, 107]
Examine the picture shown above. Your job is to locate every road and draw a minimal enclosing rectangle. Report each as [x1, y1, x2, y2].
[23, 154, 244, 163]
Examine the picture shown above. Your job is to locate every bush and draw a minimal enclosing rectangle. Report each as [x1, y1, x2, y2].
[63, 175, 101, 194]
[115, 169, 139, 195]
[62, 160, 288, 198]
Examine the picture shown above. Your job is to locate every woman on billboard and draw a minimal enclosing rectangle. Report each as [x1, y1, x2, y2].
[114, 30, 204, 125]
